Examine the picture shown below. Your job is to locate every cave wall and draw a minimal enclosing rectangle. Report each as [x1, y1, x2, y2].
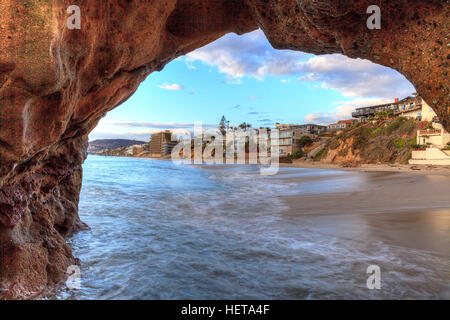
[0, 0, 448, 299]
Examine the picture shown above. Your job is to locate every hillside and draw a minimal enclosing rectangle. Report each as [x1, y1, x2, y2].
[315, 118, 421, 165]
[88, 139, 146, 154]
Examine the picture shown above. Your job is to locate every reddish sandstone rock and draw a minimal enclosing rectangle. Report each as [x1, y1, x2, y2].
[0, 0, 448, 299]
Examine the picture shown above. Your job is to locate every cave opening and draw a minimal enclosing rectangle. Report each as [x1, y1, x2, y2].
[1, 0, 448, 300]
[65, 30, 449, 300]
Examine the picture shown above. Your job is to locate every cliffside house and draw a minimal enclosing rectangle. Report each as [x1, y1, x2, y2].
[298, 124, 327, 135]
[394, 98, 450, 165]
[149, 130, 177, 157]
[276, 123, 326, 135]
[275, 124, 313, 156]
[410, 115, 450, 165]
[395, 98, 437, 122]
[327, 119, 357, 131]
[352, 96, 424, 123]
[392, 98, 450, 149]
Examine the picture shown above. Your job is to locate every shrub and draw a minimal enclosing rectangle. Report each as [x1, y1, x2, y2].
[351, 126, 372, 148]
[314, 148, 325, 161]
[287, 149, 304, 160]
[296, 135, 313, 148]
[393, 138, 408, 149]
[370, 126, 383, 136]
[411, 144, 427, 149]
[384, 118, 404, 135]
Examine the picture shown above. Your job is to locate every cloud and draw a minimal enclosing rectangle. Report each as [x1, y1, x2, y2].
[105, 121, 218, 129]
[225, 78, 243, 85]
[305, 97, 392, 125]
[248, 95, 261, 101]
[89, 121, 220, 141]
[297, 55, 415, 98]
[187, 30, 308, 81]
[187, 29, 414, 99]
[89, 130, 153, 142]
[157, 83, 184, 90]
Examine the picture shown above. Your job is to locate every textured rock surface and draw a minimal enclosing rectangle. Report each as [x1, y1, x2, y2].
[319, 118, 420, 165]
[0, 0, 448, 299]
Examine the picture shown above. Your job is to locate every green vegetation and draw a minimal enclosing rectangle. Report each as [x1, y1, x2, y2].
[296, 135, 313, 148]
[394, 138, 408, 149]
[314, 148, 325, 161]
[375, 110, 395, 119]
[287, 149, 304, 160]
[238, 122, 252, 129]
[369, 117, 416, 137]
[318, 117, 421, 164]
[411, 144, 427, 150]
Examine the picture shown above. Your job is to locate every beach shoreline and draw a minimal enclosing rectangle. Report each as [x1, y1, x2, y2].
[273, 167, 450, 258]
[281, 159, 450, 176]
[92, 153, 450, 176]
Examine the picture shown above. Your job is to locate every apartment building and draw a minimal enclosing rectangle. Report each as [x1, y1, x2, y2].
[352, 96, 424, 122]
[149, 130, 177, 157]
[327, 119, 357, 131]
[276, 124, 313, 156]
[275, 123, 326, 135]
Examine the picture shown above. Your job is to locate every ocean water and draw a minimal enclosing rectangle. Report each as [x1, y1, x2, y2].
[59, 155, 450, 299]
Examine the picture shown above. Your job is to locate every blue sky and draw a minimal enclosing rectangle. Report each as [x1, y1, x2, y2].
[90, 30, 415, 141]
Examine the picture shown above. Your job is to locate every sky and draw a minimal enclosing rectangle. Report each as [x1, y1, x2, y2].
[89, 30, 416, 142]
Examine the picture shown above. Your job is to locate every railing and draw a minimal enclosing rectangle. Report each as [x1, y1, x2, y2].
[418, 130, 441, 136]
[352, 109, 375, 117]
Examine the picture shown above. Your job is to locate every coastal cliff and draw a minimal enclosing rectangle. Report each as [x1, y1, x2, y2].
[316, 118, 420, 165]
[0, 1, 448, 299]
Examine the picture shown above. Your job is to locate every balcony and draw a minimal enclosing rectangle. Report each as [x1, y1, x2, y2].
[418, 129, 441, 136]
[352, 109, 375, 118]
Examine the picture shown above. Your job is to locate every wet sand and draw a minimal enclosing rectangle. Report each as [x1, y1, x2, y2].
[278, 170, 450, 258]
[283, 160, 450, 176]
[74, 158, 450, 299]
[192, 164, 450, 298]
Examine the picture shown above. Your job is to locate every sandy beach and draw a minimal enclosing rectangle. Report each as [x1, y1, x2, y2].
[65, 156, 450, 299]
[282, 159, 450, 176]
[275, 168, 450, 257]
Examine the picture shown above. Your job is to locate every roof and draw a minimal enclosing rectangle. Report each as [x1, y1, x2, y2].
[355, 96, 419, 111]
[397, 106, 422, 114]
[328, 119, 355, 126]
[337, 119, 355, 124]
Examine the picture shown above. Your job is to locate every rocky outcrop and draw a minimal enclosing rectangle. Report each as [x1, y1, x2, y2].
[318, 118, 420, 165]
[0, 0, 448, 299]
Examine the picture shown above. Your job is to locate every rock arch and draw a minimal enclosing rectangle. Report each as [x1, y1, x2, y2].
[0, 0, 448, 299]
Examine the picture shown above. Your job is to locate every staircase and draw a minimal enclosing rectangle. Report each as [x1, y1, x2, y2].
[409, 147, 450, 165]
